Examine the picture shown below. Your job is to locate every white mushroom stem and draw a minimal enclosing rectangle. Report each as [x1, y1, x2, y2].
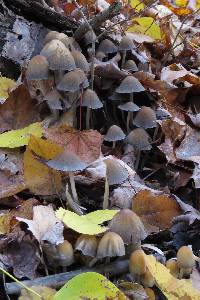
[54, 70, 64, 85]
[86, 107, 91, 129]
[135, 150, 141, 171]
[121, 50, 127, 69]
[112, 141, 116, 149]
[126, 111, 131, 133]
[130, 93, 134, 123]
[103, 174, 109, 209]
[66, 184, 83, 215]
[153, 124, 159, 141]
[69, 171, 79, 204]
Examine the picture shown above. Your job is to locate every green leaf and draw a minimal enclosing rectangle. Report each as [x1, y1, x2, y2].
[53, 272, 127, 300]
[0, 123, 43, 148]
[0, 77, 16, 102]
[127, 17, 162, 40]
[55, 208, 119, 235]
[130, 0, 145, 12]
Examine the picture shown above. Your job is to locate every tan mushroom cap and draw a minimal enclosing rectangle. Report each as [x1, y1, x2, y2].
[75, 234, 98, 257]
[129, 249, 147, 276]
[124, 60, 138, 72]
[133, 106, 157, 129]
[119, 36, 136, 51]
[57, 68, 89, 92]
[118, 102, 140, 112]
[57, 240, 74, 267]
[44, 31, 68, 45]
[41, 39, 76, 71]
[95, 51, 106, 61]
[44, 89, 63, 110]
[71, 50, 90, 72]
[116, 76, 145, 93]
[141, 269, 155, 288]
[84, 30, 97, 45]
[109, 209, 147, 244]
[96, 231, 125, 258]
[177, 246, 195, 269]
[26, 55, 49, 80]
[166, 259, 179, 278]
[126, 128, 152, 151]
[97, 39, 118, 54]
[104, 158, 129, 185]
[82, 89, 103, 109]
[104, 125, 126, 142]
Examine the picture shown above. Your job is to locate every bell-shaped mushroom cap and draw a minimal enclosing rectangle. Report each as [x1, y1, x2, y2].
[82, 89, 103, 109]
[118, 102, 140, 112]
[177, 246, 195, 269]
[104, 158, 129, 185]
[119, 36, 136, 51]
[84, 30, 97, 45]
[124, 60, 138, 72]
[97, 39, 118, 54]
[97, 232, 125, 258]
[129, 249, 147, 276]
[44, 89, 63, 110]
[57, 68, 89, 92]
[95, 51, 106, 61]
[133, 106, 157, 129]
[116, 76, 145, 93]
[104, 125, 126, 142]
[75, 234, 98, 257]
[44, 31, 68, 45]
[71, 50, 89, 72]
[26, 55, 49, 80]
[109, 209, 147, 244]
[57, 240, 74, 267]
[46, 150, 86, 172]
[41, 39, 76, 71]
[109, 92, 130, 102]
[126, 128, 152, 151]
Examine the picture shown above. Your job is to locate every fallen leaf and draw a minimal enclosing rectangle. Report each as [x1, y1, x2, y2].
[17, 205, 64, 245]
[56, 208, 119, 235]
[132, 190, 182, 230]
[130, 0, 145, 12]
[0, 77, 16, 103]
[45, 125, 103, 164]
[0, 171, 26, 199]
[127, 17, 162, 40]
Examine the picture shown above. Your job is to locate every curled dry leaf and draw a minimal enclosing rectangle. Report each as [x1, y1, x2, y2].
[17, 205, 64, 245]
[45, 125, 103, 164]
[132, 190, 182, 231]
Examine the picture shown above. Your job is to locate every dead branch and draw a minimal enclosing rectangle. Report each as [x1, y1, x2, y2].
[5, 259, 129, 295]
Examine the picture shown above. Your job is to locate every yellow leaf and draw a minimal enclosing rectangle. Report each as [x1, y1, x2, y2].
[24, 136, 63, 195]
[145, 255, 200, 300]
[127, 17, 161, 40]
[0, 214, 11, 234]
[0, 77, 16, 102]
[130, 0, 144, 12]
[175, 0, 188, 6]
[0, 123, 43, 148]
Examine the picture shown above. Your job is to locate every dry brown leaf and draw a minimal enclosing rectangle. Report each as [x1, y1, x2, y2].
[0, 84, 41, 133]
[0, 171, 26, 199]
[24, 135, 63, 195]
[132, 190, 182, 230]
[45, 125, 103, 164]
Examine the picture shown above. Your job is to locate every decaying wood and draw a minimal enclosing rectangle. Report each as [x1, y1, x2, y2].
[6, 259, 129, 295]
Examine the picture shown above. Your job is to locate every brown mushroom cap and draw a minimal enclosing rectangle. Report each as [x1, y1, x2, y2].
[125, 128, 152, 151]
[71, 50, 90, 72]
[57, 240, 74, 267]
[118, 102, 140, 112]
[177, 246, 195, 269]
[129, 249, 147, 276]
[124, 60, 138, 72]
[44, 31, 68, 45]
[166, 259, 179, 278]
[96, 231, 125, 258]
[84, 30, 97, 45]
[26, 55, 49, 80]
[141, 269, 155, 288]
[57, 68, 89, 92]
[41, 39, 76, 71]
[82, 89, 103, 109]
[95, 51, 106, 61]
[104, 125, 126, 142]
[75, 234, 98, 257]
[116, 76, 145, 93]
[119, 36, 136, 51]
[109, 209, 147, 244]
[97, 39, 118, 54]
[104, 158, 129, 185]
[44, 89, 63, 110]
[133, 106, 157, 129]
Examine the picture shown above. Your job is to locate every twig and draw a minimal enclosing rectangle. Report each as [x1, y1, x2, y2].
[6, 259, 129, 295]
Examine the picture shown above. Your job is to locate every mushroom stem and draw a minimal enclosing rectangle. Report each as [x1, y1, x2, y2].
[126, 111, 131, 133]
[112, 141, 116, 149]
[69, 171, 79, 204]
[135, 150, 141, 171]
[103, 174, 109, 209]
[86, 107, 91, 129]
[153, 124, 159, 141]
[121, 50, 127, 69]
[54, 70, 64, 85]
[91, 41, 96, 90]
[130, 92, 133, 102]
[65, 184, 83, 215]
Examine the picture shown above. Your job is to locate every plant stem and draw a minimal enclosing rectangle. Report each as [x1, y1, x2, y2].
[69, 171, 79, 204]
[103, 175, 109, 209]
[86, 107, 91, 129]
[127, 111, 131, 133]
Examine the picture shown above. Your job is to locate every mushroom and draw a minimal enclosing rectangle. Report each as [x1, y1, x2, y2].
[71, 50, 90, 72]
[84, 30, 97, 46]
[109, 209, 147, 249]
[177, 246, 195, 279]
[96, 231, 125, 259]
[81, 89, 103, 129]
[75, 234, 98, 258]
[26, 55, 49, 81]
[119, 36, 136, 68]
[166, 258, 179, 278]
[95, 51, 106, 61]
[145, 288, 156, 300]
[57, 68, 89, 92]
[118, 102, 140, 132]
[103, 159, 129, 209]
[129, 249, 147, 282]
[97, 39, 117, 59]
[116, 76, 145, 102]
[141, 269, 155, 288]
[46, 150, 86, 207]
[133, 106, 157, 129]
[125, 128, 152, 170]
[57, 240, 74, 271]
[44, 88, 63, 121]
[124, 60, 138, 72]
[104, 125, 126, 148]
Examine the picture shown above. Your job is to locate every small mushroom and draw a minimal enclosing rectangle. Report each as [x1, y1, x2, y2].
[104, 125, 126, 148]
[129, 250, 147, 282]
[57, 240, 74, 271]
[71, 50, 90, 72]
[109, 209, 147, 248]
[26, 55, 49, 81]
[118, 102, 140, 132]
[116, 76, 145, 102]
[44, 88, 63, 121]
[75, 234, 98, 258]
[96, 231, 125, 259]
[103, 159, 129, 209]
[133, 106, 157, 129]
[166, 258, 179, 278]
[81, 89, 103, 129]
[177, 246, 195, 279]
[46, 150, 86, 208]
[43, 31, 68, 46]
[84, 30, 97, 46]
[141, 269, 155, 288]
[97, 39, 117, 59]
[125, 128, 152, 170]
[57, 68, 89, 92]
[124, 60, 138, 72]
[95, 51, 106, 61]
[119, 36, 136, 68]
